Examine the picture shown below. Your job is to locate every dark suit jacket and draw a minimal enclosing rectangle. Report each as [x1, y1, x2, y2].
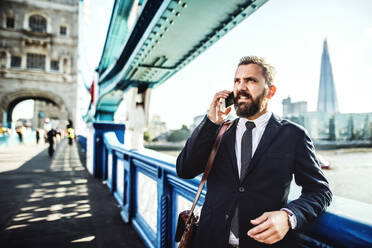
[176, 114, 332, 248]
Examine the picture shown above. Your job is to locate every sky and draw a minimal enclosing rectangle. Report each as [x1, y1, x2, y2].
[73, 0, 372, 130]
[148, 0, 372, 129]
[13, 100, 34, 121]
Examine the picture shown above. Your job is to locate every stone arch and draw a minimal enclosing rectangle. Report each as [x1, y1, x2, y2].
[0, 89, 71, 127]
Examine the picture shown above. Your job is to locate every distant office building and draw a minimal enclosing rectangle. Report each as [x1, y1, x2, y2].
[334, 113, 372, 141]
[190, 114, 205, 131]
[317, 38, 339, 113]
[283, 39, 372, 144]
[282, 97, 307, 117]
[147, 115, 168, 140]
[299, 112, 372, 142]
[0, 0, 79, 129]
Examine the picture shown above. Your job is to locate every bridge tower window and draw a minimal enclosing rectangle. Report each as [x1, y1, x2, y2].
[27, 53, 45, 70]
[29, 15, 47, 33]
[60, 26, 67, 35]
[51, 60, 59, 71]
[6, 17, 15, 29]
[11, 56, 21, 68]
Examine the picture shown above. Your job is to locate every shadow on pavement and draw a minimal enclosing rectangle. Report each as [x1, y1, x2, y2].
[0, 140, 145, 248]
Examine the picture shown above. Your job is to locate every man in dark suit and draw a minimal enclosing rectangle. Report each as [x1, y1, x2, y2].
[176, 56, 332, 247]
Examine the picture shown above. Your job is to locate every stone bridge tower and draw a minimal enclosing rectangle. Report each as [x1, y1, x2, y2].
[0, 0, 78, 128]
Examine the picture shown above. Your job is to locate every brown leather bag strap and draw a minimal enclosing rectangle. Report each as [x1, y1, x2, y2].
[186, 120, 233, 223]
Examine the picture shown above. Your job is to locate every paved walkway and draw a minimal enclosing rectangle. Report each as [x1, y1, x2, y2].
[0, 140, 145, 248]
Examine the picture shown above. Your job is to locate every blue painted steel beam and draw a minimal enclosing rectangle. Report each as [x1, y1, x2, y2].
[97, 0, 135, 75]
[95, 0, 269, 120]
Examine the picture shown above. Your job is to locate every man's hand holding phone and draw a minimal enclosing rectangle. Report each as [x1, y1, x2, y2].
[208, 90, 234, 125]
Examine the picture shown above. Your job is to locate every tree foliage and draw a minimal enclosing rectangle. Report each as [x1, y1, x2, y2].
[143, 131, 152, 142]
[167, 125, 191, 142]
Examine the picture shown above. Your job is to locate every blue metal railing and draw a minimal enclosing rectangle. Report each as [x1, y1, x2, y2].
[77, 135, 87, 151]
[88, 123, 372, 248]
[102, 131, 205, 248]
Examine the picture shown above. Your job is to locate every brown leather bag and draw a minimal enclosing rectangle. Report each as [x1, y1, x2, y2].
[175, 210, 198, 248]
[175, 121, 232, 248]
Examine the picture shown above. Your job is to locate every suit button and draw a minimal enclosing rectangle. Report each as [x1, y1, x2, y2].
[238, 187, 245, 193]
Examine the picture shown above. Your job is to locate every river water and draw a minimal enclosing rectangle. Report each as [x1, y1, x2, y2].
[159, 148, 372, 205]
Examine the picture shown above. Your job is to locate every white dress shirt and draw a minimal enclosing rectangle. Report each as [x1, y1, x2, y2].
[234, 112, 272, 178]
[229, 111, 272, 245]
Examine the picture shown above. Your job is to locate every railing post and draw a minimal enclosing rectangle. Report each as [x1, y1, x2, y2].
[120, 153, 134, 223]
[157, 168, 172, 248]
[107, 149, 117, 193]
[86, 122, 125, 178]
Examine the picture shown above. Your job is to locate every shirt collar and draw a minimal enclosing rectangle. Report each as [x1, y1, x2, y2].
[238, 111, 272, 129]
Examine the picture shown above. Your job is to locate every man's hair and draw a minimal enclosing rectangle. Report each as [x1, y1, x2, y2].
[238, 56, 275, 86]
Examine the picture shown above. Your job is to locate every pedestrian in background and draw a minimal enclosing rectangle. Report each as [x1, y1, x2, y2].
[67, 122, 75, 146]
[47, 128, 57, 157]
[16, 126, 23, 143]
[36, 128, 40, 144]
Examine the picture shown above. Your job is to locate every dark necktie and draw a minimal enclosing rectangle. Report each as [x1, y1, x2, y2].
[231, 121, 256, 238]
[240, 121, 256, 181]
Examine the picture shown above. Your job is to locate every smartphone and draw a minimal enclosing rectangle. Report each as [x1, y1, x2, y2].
[224, 92, 235, 108]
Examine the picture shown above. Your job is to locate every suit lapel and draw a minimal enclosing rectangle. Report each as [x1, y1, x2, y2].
[222, 118, 239, 182]
[240, 114, 282, 183]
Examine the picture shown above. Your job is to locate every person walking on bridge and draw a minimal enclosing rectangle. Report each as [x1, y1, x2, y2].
[67, 125, 75, 146]
[47, 128, 57, 157]
[176, 56, 332, 247]
[35, 128, 40, 144]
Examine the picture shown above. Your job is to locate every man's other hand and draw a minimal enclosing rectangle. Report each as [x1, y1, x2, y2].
[208, 90, 232, 125]
[247, 211, 290, 244]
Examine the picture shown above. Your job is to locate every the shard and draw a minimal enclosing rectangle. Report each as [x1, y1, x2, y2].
[317, 39, 339, 113]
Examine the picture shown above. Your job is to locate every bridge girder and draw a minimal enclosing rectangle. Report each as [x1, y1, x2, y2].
[94, 0, 269, 120]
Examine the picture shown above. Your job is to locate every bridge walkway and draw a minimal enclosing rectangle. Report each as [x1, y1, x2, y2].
[0, 140, 145, 248]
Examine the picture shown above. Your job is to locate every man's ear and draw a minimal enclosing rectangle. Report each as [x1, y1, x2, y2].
[266, 85, 276, 99]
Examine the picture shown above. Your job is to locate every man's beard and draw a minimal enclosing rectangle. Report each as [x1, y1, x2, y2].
[234, 90, 267, 118]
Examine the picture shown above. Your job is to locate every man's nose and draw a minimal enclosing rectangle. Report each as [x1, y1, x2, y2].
[237, 81, 248, 91]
